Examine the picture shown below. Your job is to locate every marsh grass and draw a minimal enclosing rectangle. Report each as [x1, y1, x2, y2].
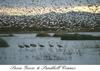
[53, 33, 64, 37]
[61, 34, 100, 40]
[53, 33, 100, 40]
[0, 38, 9, 47]
[36, 32, 51, 37]
[0, 34, 14, 37]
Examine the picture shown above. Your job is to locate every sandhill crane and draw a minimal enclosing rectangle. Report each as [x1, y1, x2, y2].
[67, 50, 72, 55]
[49, 44, 54, 47]
[24, 44, 30, 48]
[30, 44, 37, 47]
[48, 41, 54, 47]
[57, 44, 63, 48]
[18, 45, 24, 48]
[75, 49, 81, 56]
[58, 45, 63, 47]
[23, 43, 30, 48]
[38, 43, 44, 47]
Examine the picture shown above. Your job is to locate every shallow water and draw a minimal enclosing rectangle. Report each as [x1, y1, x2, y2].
[0, 33, 100, 64]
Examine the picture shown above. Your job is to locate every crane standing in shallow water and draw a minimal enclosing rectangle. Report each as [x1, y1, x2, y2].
[38, 43, 45, 47]
[18, 44, 24, 48]
[57, 42, 63, 48]
[23, 43, 30, 48]
[48, 41, 54, 47]
[49, 44, 54, 47]
[30, 43, 37, 47]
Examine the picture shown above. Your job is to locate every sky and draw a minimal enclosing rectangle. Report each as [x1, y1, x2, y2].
[0, 0, 99, 7]
[0, 0, 100, 15]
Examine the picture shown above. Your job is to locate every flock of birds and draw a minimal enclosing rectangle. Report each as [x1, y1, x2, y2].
[18, 42, 63, 48]
[0, 0, 99, 32]
[0, 41, 82, 62]
[17, 41, 82, 56]
[0, 0, 99, 63]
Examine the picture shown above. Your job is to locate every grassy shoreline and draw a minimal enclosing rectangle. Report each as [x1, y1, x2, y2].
[0, 38, 9, 47]
[0, 31, 100, 40]
[0, 31, 100, 34]
[61, 34, 100, 40]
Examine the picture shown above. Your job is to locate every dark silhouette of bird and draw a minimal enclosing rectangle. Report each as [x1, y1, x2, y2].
[88, 4, 93, 7]
[67, 50, 72, 55]
[30, 44, 37, 47]
[65, 7, 68, 9]
[23, 43, 30, 48]
[48, 41, 54, 47]
[49, 44, 54, 47]
[57, 44, 63, 48]
[24, 45, 30, 48]
[38, 43, 44, 47]
[75, 49, 82, 56]
[18, 45, 24, 48]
